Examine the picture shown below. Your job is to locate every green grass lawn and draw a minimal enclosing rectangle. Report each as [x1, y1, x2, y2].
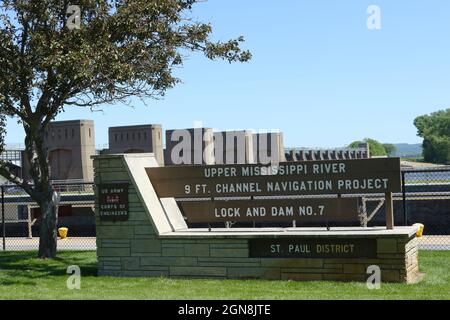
[0, 250, 449, 300]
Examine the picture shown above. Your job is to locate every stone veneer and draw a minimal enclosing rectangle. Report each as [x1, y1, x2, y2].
[94, 154, 421, 283]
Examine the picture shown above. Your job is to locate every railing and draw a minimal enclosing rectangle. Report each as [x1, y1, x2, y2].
[1, 183, 96, 251]
[401, 168, 450, 249]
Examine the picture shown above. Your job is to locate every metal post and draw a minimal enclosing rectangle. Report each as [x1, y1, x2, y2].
[2, 186, 5, 251]
[402, 171, 407, 226]
[385, 192, 394, 230]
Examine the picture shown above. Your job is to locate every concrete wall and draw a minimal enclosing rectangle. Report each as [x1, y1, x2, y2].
[22, 120, 95, 182]
[368, 199, 450, 235]
[285, 144, 370, 162]
[94, 154, 420, 283]
[107, 124, 164, 166]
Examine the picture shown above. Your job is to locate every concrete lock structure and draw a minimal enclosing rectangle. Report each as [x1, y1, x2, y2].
[94, 153, 422, 283]
[106, 124, 164, 166]
[285, 143, 370, 162]
[22, 120, 95, 182]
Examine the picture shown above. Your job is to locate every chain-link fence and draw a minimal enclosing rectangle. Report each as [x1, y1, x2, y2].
[401, 168, 450, 250]
[1, 183, 96, 251]
[1, 168, 449, 252]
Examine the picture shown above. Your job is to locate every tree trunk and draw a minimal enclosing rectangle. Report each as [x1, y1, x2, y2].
[37, 191, 59, 258]
[21, 119, 59, 258]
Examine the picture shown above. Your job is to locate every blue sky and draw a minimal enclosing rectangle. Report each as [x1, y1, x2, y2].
[5, 0, 450, 148]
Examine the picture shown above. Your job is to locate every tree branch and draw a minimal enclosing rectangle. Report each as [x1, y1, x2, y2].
[18, 12, 32, 115]
[0, 161, 33, 195]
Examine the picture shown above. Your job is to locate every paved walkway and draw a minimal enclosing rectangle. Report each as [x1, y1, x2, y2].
[1, 237, 96, 251]
[418, 235, 450, 250]
[1, 236, 449, 251]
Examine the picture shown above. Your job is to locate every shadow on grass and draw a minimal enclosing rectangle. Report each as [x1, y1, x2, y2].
[0, 251, 97, 286]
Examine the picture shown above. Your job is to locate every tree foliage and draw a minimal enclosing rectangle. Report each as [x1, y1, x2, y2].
[0, 0, 251, 114]
[349, 138, 388, 157]
[414, 109, 450, 164]
[0, 0, 251, 258]
[382, 143, 396, 156]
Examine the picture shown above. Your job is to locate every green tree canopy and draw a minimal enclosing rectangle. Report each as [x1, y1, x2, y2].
[349, 138, 388, 157]
[0, 0, 251, 258]
[382, 143, 397, 156]
[414, 108, 450, 164]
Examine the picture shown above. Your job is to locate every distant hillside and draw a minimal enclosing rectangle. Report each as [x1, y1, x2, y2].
[390, 143, 422, 158]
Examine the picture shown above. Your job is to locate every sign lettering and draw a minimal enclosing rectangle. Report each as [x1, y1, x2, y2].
[249, 238, 377, 258]
[98, 183, 129, 221]
[147, 158, 401, 198]
[179, 198, 361, 223]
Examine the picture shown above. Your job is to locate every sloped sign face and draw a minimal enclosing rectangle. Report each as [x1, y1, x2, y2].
[146, 158, 402, 198]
